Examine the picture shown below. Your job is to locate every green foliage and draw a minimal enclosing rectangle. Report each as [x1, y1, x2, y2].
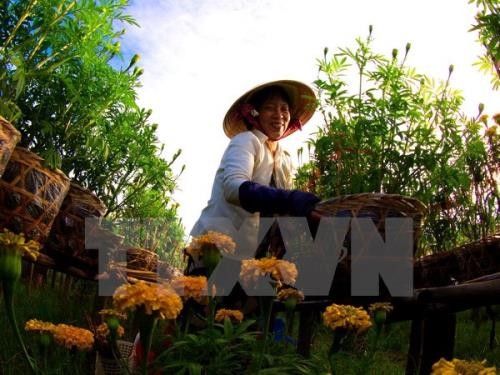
[296, 29, 499, 253]
[0, 0, 184, 253]
[469, 0, 500, 89]
[0, 278, 96, 374]
[2, 280, 499, 374]
[153, 319, 320, 375]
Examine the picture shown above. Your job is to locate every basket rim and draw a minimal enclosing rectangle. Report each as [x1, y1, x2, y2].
[315, 192, 427, 215]
[11, 146, 70, 181]
[68, 182, 107, 213]
[0, 115, 22, 137]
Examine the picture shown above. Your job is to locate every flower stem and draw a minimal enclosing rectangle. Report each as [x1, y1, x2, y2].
[42, 343, 48, 375]
[328, 329, 347, 375]
[138, 311, 158, 375]
[256, 296, 273, 370]
[109, 331, 133, 375]
[183, 308, 191, 334]
[3, 280, 37, 373]
[208, 296, 216, 328]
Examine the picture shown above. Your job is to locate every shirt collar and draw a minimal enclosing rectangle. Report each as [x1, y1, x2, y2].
[252, 129, 268, 142]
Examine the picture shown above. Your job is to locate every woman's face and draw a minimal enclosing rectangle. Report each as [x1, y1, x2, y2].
[257, 94, 291, 141]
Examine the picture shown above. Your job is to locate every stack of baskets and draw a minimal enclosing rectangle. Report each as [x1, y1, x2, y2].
[43, 183, 107, 271]
[0, 146, 70, 243]
[0, 116, 117, 280]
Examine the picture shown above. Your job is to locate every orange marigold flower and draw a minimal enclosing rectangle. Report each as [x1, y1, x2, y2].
[431, 357, 496, 375]
[52, 324, 94, 351]
[171, 275, 208, 300]
[25, 319, 56, 333]
[240, 257, 298, 286]
[112, 280, 183, 320]
[186, 231, 236, 258]
[214, 308, 244, 323]
[485, 125, 497, 138]
[479, 114, 489, 124]
[323, 304, 372, 333]
[96, 322, 125, 342]
[277, 288, 304, 302]
[493, 113, 500, 125]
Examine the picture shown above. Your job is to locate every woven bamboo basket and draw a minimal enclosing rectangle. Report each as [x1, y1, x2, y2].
[86, 226, 125, 277]
[313, 193, 427, 254]
[0, 147, 70, 243]
[43, 183, 107, 267]
[108, 259, 183, 283]
[125, 247, 159, 272]
[0, 116, 21, 177]
[414, 234, 500, 288]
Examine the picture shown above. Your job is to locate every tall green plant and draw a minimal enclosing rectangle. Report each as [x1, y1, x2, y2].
[469, 0, 500, 89]
[0, 0, 184, 253]
[296, 28, 499, 253]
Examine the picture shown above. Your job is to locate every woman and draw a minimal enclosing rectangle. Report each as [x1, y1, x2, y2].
[189, 80, 319, 270]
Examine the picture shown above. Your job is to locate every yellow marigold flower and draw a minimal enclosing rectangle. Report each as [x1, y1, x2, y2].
[431, 357, 497, 375]
[186, 231, 236, 258]
[240, 257, 298, 286]
[96, 323, 125, 341]
[485, 125, 497, 138]
[323, 304, 372, 333]
[0, 228, 40, 260]
[479, 114, 489, 124]
[25, 319, 56, 333]
[277, 288, 304, 302]
[493, 113, 500, 125]
[215, 308, 244, 323]
[171, 275, 208, 300]
[98, 308, 127, 320]
[112, 280, 183, 320]
[52, 324, 94, 351]
[368, 302, 394, 313]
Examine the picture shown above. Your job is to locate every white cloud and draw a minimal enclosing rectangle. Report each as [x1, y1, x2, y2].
[120, 0, 500, 235]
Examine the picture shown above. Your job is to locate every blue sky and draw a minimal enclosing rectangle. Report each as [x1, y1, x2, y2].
[116, 0, 500, 235]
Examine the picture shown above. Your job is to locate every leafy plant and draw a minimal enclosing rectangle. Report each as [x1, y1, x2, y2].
[0, 0, 184, 254]
[295, 27, 499, 253]
[469, 0, 500, 89]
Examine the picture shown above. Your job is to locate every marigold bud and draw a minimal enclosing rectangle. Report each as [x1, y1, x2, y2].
[0, 253, 22, 281]
[478, 103, 485, 114]
[284, 298, 298, 311]
[106, 316, 120, 331]
[130, 54, 140, 66]
[374, 310, 387, 325]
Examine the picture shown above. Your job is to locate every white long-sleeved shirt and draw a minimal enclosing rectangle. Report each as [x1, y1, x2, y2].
[190, 129, 293, 250]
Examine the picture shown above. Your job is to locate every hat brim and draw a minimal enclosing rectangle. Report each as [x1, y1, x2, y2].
[223, 80, 317, 138]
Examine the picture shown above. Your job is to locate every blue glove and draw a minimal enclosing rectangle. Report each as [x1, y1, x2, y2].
[238, 181, 320, 217]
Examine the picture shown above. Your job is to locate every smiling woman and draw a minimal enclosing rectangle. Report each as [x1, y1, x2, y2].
[188, 80, 319, 276]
